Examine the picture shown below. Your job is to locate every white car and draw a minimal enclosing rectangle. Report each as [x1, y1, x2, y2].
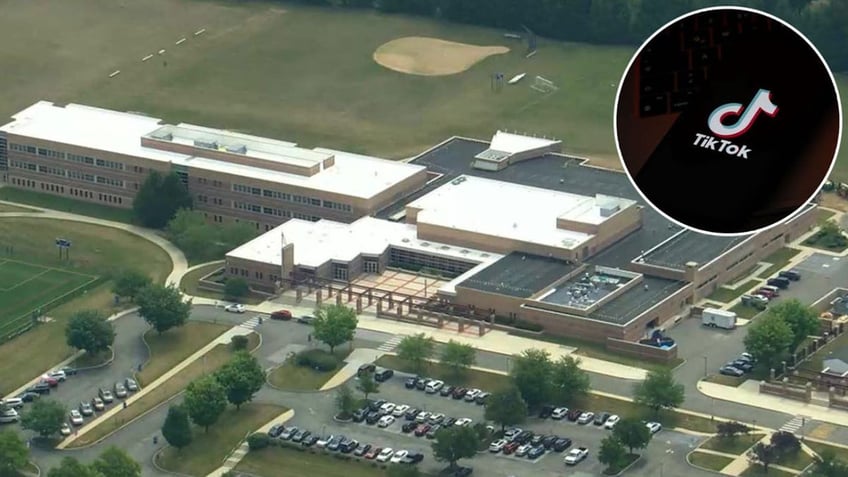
[489, 439, 507, 453]
[380, 402, 396, 414]
[392, 404, 410, 417]
[415, 411, 431, 423]
[316, 435, 334, 448]
[577, 411, 595, 424]
[464, 389, 481, 401]
[425, 380, 444, 394]
[504, 428, 522, 441]
[564, 447, 589, 465]
[604, 415, 621, 429]
[376, 447, 394, 462]
[0, 409, 18, 424]
[60, 423, 71, 436]
[1, 398, 23, 409]
[516, 444, 533, 457]
[454, 417, 473, 427]
[390, 450, 409, 464]
[69, 410, 84, 426]
[551, 407, 569, 420]
[378, 415, 396, 428]
[224, 303, 246, 313]
[646, 422, 663, 434]
[48, 370, 67, 382]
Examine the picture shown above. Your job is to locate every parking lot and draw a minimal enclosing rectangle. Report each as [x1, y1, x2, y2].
[271, 370, 704, 477]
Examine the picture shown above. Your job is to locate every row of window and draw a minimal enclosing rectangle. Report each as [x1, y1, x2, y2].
[227, 267, 281, 283]
[232, 201, 319, 221]
[8, 177, 124, 205]
[10, 143, 126, 171]
[197, 177, 223, 187]
[10, 160, 126, 189]
[232, 183, 352, 212]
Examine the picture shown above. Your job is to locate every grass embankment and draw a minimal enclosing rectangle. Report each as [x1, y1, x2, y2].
[707, 280, 760, 303]
[0, 203, 39, 213]
[756, 248, 801, 279]
[138, 322, 231, 386]
[267, 349, 351, 391]
[700, 434, 765, 455]
[0, 188, 133, 223]
[236, 445, 396, 477]
[179, 262, 265, 305]
[515, 333, 684, 371]
[688, 451, 734, 471]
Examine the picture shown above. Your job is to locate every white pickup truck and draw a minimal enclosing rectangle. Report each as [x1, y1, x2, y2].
[564, 447, 589, 465]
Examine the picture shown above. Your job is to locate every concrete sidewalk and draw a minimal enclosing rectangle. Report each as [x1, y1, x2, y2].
[320, 348, 383, 391]
[56, 325, 253, 449]
[699, 379, 848, 428]
[206, 409, 295, 477]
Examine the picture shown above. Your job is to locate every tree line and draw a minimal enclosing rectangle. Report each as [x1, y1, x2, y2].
[280, 0, 848, 72]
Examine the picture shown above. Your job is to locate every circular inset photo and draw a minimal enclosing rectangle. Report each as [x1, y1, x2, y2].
[614, 6, 841, 236]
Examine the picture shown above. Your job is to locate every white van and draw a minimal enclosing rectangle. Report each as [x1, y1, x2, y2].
[0, 409, 19, 424]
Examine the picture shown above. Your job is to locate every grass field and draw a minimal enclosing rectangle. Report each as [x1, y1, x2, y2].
[267, 349, 351, 391]
[0, 259, 97, 338]
[740, 466, 795, 477]
[138, 321, 231, 386]
[179, 262, 265, 305]
[757, 248, 802, 280]
[0, 188, 133, 224]
[236, 446, 391, 477]
[0, 202, 39, 213]
[0, 218, 172, 394]
[707, 280, 760, 303]
[806, 440, 848, 462]
[688, 451, 733, 471]
[700, 434, 765, 455]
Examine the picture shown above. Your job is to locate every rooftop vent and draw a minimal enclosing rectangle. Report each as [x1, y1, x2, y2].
[401, 238, 410, 243]
[153, 133, 173, 141]
[194, 140, 218, 149]
[226, 144, 247, 154]
[451, 176, 468, 186]
[600, 204, 620, 217]
[440, 245, 450, 250]
[421, 242, 430, 247]
[460, 249, 469, 254]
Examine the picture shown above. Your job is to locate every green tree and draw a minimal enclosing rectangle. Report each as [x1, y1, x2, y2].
[484, 387, 528, 432]
[215, 351, 265, 410]
[744, 313, 794, 372]
[312, 304, 358, 354]
[510, 349, 553, 409]
[633, 368, 685, 416]
[810, 448, 848, 477]
[111, 269, 151, 301]
[335, 384, 357, 419]
[20, 398, 66, 437]
[356, 371, 380, 399]
[167, 209, 258, 263]
[550, 355, 590, 404]
[396, 334, 436, 375]
[431, 425, 479, 471]
[439, 340, 476, 378]
[716, 421, 751, 438]
[47, 457, 103, 477]
[133, 171, 192, 229]
[768, 299, 821, 350]
[161, 405, 192, 452]
[92, 446, 141, 477]
[750, 442, 779, 474]
[136, 283, 191, 334]
[612, 418, 652, 454]
[224, 278, 250, 301]
[183, 375, 228, 432]
[0, 430, 28, 477]
[65, 309, 115, 355]
[598, 435, 628, 471]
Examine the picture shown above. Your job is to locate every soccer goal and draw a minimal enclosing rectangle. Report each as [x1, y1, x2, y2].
[530, 76, 558, 93]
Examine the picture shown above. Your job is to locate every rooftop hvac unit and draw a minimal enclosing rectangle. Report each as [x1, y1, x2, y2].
[194, 140, 218, 149]
[153, 133, 173, 141]
[226, 144, 247, 154]
[600, 204, 620, 217]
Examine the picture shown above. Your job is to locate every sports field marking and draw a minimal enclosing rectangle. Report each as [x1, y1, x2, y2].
[176, 38, 186, 45]
[194, 28, 206, 36]
[142, 54, 153, 62]
[0, 268, 50, 292]
[0, 258, 98, 278]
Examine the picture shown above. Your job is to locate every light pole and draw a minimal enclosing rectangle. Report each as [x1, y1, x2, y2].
[703, 356, 708, 378]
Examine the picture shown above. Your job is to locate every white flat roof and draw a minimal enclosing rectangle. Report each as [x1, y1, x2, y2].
[408, 175, 636, 250]
[226, 216, 502, 269]
[0, 101, 425, 199]
[488, 130, 559, 154]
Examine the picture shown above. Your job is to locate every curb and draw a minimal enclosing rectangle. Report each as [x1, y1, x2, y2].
[151, 447, 195, 477]
[133, 325, 154, 386]
[61, 332, 263, 450]
[24, 460, 41, 477]
[685, 449, 727, 476]
[71, 346, 116, 372]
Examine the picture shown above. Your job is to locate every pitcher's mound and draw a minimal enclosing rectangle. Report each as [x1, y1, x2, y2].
[374, 36, 509, 76]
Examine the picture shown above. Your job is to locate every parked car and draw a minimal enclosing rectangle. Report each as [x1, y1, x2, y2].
[297, 315, 314, 324]
[224, 303, 246, 313]
[91, 397, 105, 411]
[504, 428, 522, 441]
[527, 445, 545, 459]
[464, 389, 481, 402]
[605, 415, 621, 429]
[425, 380, 444, 394]
[326, 435, 344, 451]
[415, 411, 431, 423]
[402, 421, 418, 433]
[40, 375, 58, 387]
[17, 392, 40, 402]
[564, 447, 589, 465]
[353, 443, 372, 456]
[301, 435, 319, 447]
[352, 408, 368, 423]
[316, 434, 334, 448]
[378, 415, 396, 428]
[732, 360, 754, 372]
[1, 398, 23, 409]
[357, 363, 376, 376]
[79, 401, 94, 416]
[594, 412, 611, 426]
[452, 387, 468, 399]
[646, 422, 663, 434]
[767, 277, 790, 289]
[530, 434, 544, 447]
[268, 424, 285, 438]
[502, 442, 520, 455]
[475, 392, 491, 405]
[125, 378, 139, 392]
[364, 447, 381, 459]
[374, 368, 394, 382]
[577, 412, 595, 424]
[719, 365, 744, 377]
[99, 388, 114, 403]
[48, 370, 67, 382]
[114, 383, 128, 398]
[538, 404, 554, 419]
[366, 411, 383, 425]
[26, 383, 50, 395]
[454, 417, 473, 427]
[515, 431, 533, 444]
[551, 407, 568, 420]
[452, 467, 473, 477]
[440, 385, 455, 397]
[542, 435, 559, 449]
[426, 424, 441, 439]
[566, 409, 583, 421]
[0, 409, 19, 424]
[392, 404, 410, 417]
[69, 410, 84, 426]
[376, 448, 394, 462]
[279, 426, 298, 440]
[553, 437, 573, 452]
[405, 377, 420, 389]
[292, 429, 310, 443]
[270, 309, 292, 320]
[341, 439, 359, 453]
[380, 402, 396, 414]
[414, 424, 431, 437]
[390, 450, 409, 464]
[403, 452, 424, 464]
[779, 269, 801, 281]
[60, 423, 71, 436]
[404, 407, 420, 420]
[443, 416, 457, 427]
[516, 444, 533, 457]
[428, 413, 445, 425]
[489, 439, 507, 453]
[415, 379, 430, 391]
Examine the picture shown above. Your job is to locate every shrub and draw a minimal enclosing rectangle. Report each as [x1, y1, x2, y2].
[513, 320, 543, 332]
[247, 432, 270, 451]
[224, 277, 250, 300]
[295, 349, 341, 371]
[231, 335, 249, 351]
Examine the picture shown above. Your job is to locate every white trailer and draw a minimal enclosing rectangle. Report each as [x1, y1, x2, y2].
[702, 308, 737, 330]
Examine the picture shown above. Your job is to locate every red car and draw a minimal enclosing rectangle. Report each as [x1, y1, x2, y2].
[452, 388, 468, 399]
[503, 442, 520, 455]
[567, 409, 583, 422]
[415, 424, 432, 437]
[364, 447, 381, 460]
[40, 375, 59, 388]
[270, 310, 292, 321]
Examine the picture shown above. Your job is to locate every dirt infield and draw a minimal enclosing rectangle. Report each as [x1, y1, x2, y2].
[373, 36, 509, 76]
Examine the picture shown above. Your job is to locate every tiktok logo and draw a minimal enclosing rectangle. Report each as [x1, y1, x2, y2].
[692, 89, 779, 159]
[708, 89, 779, 139]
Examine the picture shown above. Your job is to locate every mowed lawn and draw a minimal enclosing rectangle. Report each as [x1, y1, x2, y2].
[0, 259, 96, 337]
[0, 0, 630, 166]
[0, 218, 172, 394]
